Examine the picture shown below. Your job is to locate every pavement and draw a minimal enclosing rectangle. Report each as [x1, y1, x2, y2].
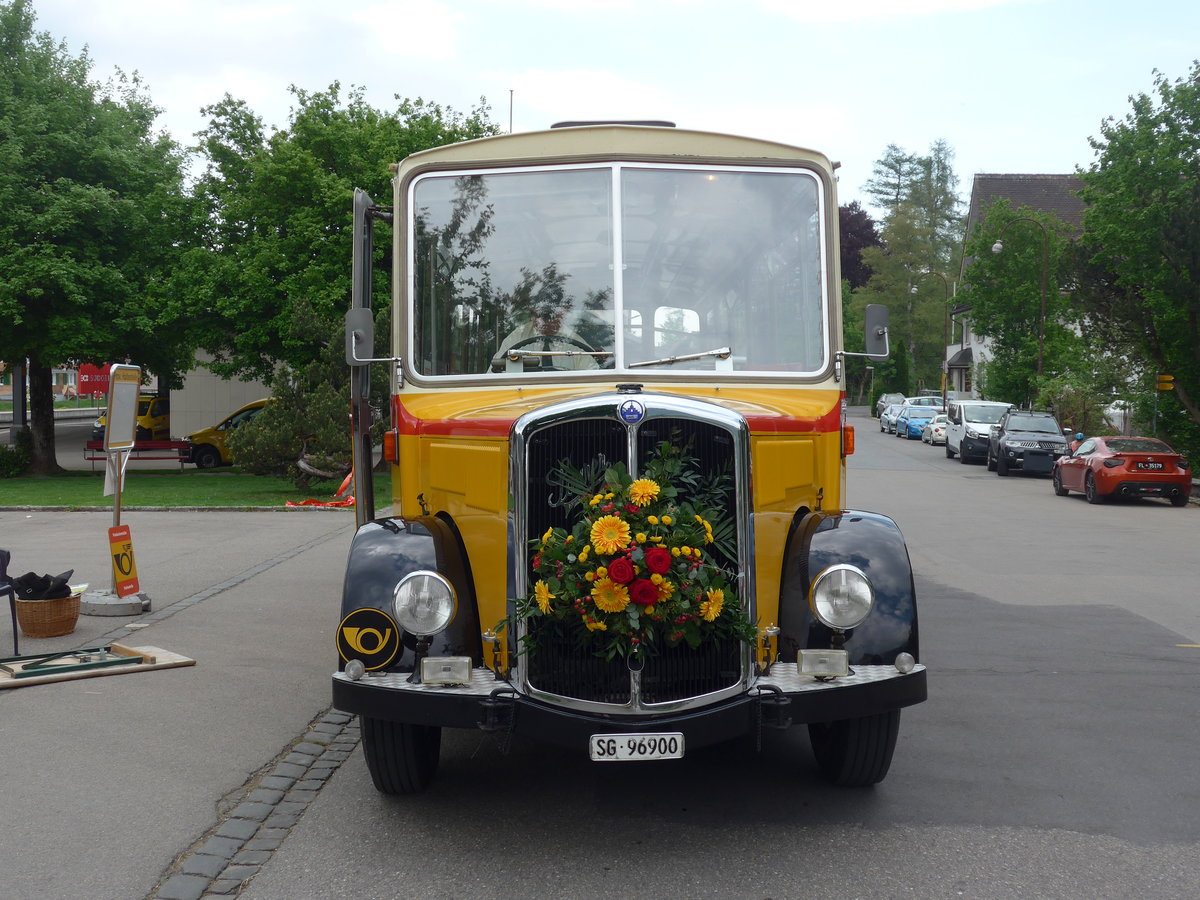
[1, 503, 365, 900]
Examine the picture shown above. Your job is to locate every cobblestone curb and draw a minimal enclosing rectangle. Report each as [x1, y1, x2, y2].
[148, 709, 360, 900]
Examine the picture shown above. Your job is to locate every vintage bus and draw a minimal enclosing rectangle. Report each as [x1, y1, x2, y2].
[334, 122, 925, 794]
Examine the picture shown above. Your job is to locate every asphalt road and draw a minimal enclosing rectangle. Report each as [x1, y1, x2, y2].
[2, 407, 1197, 899]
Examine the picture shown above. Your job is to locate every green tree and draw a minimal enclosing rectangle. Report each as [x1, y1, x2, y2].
[1077, 62, 1200, 443]
[185, 84, 499, 482]
[0, 0, 194, 473]
[955, 200, 1079, 407]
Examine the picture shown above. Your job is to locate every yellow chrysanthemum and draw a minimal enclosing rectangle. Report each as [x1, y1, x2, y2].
[681, 545, 692, 556]
[541, 527, 554, 545]
[656, 579, 675, 601]
[590, 515, 631, 555]
[578, 546, 590, 563]
[585, 618, 608, 632]
[534, 580, 555, 614]
[647, 515, 659, 525]
[662, 515, 673, 525]
[591, 577, 630, 613]
[589, 494, 603, 507]
[595, 566, 608, 579]
[699, 588, 725, 622]
[628, 479, 661, 506]
[604, 492, 615, 500]
[636, 532, 648, 544]
[585, 572, 595, 582]
[671, 547, 681, 557]
[650, 573, 663, 585]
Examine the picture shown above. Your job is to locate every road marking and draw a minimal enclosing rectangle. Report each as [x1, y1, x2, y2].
[1175, 644, 1200, 648]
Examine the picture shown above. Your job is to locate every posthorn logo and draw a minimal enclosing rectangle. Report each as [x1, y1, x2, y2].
[618, 399, 645, 424]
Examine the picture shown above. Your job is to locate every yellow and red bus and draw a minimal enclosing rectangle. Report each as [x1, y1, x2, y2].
[334, 123, 925, 793]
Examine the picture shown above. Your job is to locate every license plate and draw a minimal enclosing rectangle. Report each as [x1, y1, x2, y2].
[1136, 462, 1164, 470]
[589, 732, 685, 761]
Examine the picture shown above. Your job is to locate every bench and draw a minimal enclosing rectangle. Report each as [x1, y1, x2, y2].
[84, 440, 192, 471]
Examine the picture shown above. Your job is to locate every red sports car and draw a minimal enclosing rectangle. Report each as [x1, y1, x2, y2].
[1052, 436, 1192, 506]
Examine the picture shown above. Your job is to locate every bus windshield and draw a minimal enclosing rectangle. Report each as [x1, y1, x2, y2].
[409, 163, 828, 378]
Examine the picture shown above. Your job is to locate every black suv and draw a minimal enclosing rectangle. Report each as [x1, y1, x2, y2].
[987, 410, 1069, 476]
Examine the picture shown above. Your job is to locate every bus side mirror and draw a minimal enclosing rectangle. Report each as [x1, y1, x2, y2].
[345, 307, 375, 366]
[864, 304, 890, 361]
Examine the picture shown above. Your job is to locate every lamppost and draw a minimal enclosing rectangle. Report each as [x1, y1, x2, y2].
[991, 216, 1050, 377]
[912, 270, 952, 408]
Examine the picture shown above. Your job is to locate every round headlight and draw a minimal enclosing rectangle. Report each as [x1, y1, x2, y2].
[810, 564, 874, 631]
[392, 571, 456, 637]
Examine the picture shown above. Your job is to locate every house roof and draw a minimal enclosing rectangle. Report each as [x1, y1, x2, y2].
[963, 173, 1086, 241]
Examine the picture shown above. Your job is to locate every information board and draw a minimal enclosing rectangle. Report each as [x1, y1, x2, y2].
[104, 365, 141, 451]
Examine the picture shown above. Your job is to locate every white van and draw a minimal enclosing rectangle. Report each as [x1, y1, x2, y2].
[945, 399, 1012, 463]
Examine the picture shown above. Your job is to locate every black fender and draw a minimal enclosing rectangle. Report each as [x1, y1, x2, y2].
[777, 509, 919, 665]
[339, 516, 482, 671]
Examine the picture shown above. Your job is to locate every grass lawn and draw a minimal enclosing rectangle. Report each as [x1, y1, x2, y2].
[0, 469, 394, 510]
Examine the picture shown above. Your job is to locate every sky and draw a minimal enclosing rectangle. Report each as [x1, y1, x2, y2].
[23, 0, 1200, 212]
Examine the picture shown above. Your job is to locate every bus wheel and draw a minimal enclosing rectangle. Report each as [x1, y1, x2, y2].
[361, 717, 441, 794]
[808, 709, 900, 787]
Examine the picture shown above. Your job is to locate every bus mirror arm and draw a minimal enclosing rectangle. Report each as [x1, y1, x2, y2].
[836, 304, 891, 365]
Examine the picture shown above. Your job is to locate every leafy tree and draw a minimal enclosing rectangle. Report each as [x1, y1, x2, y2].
[0, 0, 193, 473]
[1077, 62, 1200, 444]
[955, 200, 1079, 407]
[183, 84, 499, 383]
[862, 139, 962, 268]
[863, 144, 919, 215]
[185, 84, 499, 481]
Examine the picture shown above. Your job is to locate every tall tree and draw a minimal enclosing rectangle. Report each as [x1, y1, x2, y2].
[0, 0, 193, 473]
[1078, 62, 1200, 435]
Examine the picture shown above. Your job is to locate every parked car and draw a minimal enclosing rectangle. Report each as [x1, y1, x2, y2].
[875, 392, 905, 418]
[91, 393, 171, 443]
[185, 399, 269, 469]
[1053, 436, 1192, 506]
[898, 395, 943, 413]
[945, 399, 1011, 463]
[880, 403, 904, 433]
[896, 407, 936, 440]
[921, 413, 949, 445]
[987, 410, 1069, 476]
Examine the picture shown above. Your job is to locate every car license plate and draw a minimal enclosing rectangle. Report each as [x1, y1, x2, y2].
[589, 732, 684, 761]
[1136, 462, 1164, 470]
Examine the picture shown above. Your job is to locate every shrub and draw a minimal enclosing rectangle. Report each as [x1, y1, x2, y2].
[0, 428, 32, 478]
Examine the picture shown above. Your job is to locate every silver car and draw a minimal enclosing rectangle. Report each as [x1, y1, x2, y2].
[880, 403, 904, 434]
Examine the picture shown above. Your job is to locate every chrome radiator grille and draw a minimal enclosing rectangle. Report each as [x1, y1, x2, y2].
[515, 397, 749, 712]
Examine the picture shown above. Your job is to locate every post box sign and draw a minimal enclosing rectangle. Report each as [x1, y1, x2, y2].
[108, 525, 141, 597]
[104, 364, 141, 451]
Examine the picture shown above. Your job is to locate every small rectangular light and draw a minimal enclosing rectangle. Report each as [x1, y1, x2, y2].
[799, 649, 849, 677]
[420, 656, 473, 684]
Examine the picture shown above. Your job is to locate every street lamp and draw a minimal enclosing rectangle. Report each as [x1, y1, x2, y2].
[991, 216, 1050, 377]
[912, 271, 952, 408]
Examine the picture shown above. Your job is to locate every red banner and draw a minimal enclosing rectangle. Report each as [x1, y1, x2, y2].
[78, 363, 111, 398]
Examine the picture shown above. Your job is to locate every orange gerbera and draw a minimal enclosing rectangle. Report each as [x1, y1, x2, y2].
[591, 577, 630, 613]
[590, 515, 631, 555]
[628, 478, 660, 506]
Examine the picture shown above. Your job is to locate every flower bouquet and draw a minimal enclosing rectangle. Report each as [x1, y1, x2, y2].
[513, 442, 755, 661]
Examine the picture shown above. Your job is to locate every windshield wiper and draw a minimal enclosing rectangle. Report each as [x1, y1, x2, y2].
[628, 346, 731, 369]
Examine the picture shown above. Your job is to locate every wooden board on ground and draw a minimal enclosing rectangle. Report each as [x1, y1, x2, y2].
[0, 646, 194, 689]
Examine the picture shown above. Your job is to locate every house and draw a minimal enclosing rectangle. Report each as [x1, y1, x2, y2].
[949, 174, 1085, 398]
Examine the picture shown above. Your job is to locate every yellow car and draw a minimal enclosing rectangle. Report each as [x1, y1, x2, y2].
[186, 399, 268, 469]
[91, 394, 171, 442]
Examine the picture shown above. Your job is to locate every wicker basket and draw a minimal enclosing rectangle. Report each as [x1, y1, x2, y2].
[14, 592, 81, 638]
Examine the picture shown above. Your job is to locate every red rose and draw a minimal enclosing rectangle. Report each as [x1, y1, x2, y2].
[644, 547, 672, 574]
[630, 578, 659, 606]
[607, 556, 635, 584]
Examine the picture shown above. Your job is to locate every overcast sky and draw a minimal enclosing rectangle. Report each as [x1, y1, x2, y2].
[25, 0, 1200, 211]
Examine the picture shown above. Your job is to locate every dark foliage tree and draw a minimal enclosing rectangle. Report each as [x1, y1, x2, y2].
[839, 201, 882, 290]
